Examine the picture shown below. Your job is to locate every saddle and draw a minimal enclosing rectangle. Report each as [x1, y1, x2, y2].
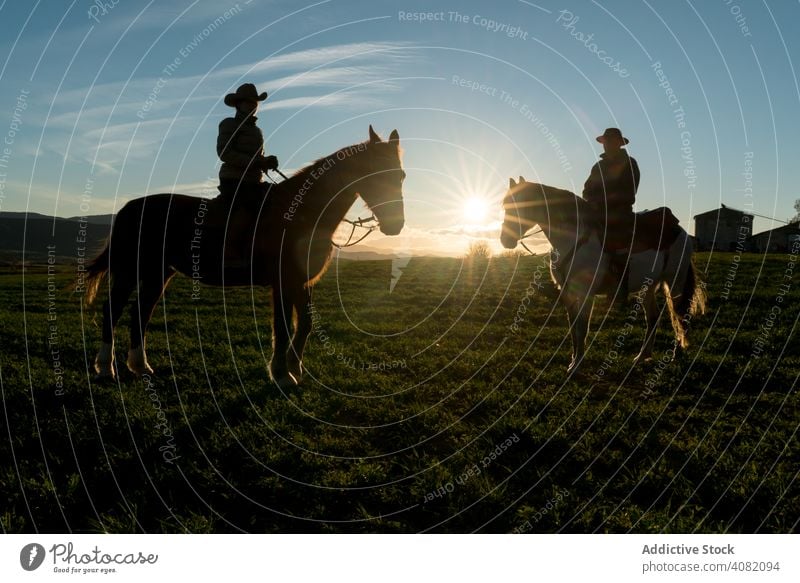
[597, 207, 681, 304]
[197, 184, 276, 270]
[600, 207, 681, 253]
[632, 206, 681, 252]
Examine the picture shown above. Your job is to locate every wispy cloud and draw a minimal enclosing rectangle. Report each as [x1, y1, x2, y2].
[85, 0, 254, 38]
[54, 42, 413, 106]
[262, 93, 386, 112]
[151, 179, 219, 196]
[236, 42, 415, 77]
[43, 41, 416, 172]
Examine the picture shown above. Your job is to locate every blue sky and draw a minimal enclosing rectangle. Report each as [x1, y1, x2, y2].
[0, 0, 798, 255]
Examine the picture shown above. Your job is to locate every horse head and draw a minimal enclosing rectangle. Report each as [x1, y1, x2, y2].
[501, 177, 580, 249]
[351, 125, 405, 236]
[501, 176, 537, 249]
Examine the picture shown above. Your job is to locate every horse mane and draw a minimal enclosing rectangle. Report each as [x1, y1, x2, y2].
[265, 140, 388, 207]
[513, 182, 588, 229]
[262, 139, 400, 221]
[289, 138, 402, 183]
[503, 181, 591, 237]
[290, 141, 370, 179]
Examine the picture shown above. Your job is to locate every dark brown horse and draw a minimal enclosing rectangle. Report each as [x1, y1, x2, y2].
[84, 126, 405, 388]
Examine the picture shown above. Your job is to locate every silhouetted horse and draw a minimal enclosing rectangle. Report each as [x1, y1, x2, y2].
[84, 126, 405, 388]
[501, 178, 705, 373]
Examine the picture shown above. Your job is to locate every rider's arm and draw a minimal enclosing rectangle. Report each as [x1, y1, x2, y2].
[582, 162, 603, 202]
[610, 157, 638, 206]
[217, 118, 257, 169]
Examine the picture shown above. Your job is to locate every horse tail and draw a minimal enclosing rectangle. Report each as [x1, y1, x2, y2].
[663, 241, 706, 349]
[83, 241, 109, 305]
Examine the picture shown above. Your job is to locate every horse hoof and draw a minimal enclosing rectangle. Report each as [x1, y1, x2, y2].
[272, 373, 299, 391]
[126, 363, 154, 377]
[287, 367, 304, 385]
[93, 360, 116, 381]
[567, 358, 584, 376]
[93, 371, 115, 383]
[126, 347, 155, 377]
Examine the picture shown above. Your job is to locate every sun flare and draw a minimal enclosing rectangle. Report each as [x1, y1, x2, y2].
[462, 196, 490, 224]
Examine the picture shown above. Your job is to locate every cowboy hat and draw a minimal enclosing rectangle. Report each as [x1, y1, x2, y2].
[596, 127, 629, 145]
[224, 83, 268, 107]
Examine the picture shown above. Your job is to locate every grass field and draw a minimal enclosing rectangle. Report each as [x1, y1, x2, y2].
[0, 251, 798, 533]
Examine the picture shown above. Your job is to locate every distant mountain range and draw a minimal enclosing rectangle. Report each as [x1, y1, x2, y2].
[334, 243, 449, 260]
[0, 211, 114, 224]
[0, 212, 112, 265]
[0, 212, 443, 265]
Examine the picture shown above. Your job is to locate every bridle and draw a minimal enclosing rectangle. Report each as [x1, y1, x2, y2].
[518, 226, 544, 255]
[266, 163, 387, 249]
[332, 215, 379, 248]
[505, 188, 589, 279]
[504, 190, 545, 256]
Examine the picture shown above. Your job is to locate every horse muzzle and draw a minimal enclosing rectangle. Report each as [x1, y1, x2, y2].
[379, 217, 404, 236]
[376, 200, 405, 236]
[500, 235, 519, 249]
[500, 225, 520, 249]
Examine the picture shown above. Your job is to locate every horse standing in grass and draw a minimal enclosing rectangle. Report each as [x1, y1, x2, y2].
[84, 126, 405, 388]
[500, 177, 705, 374]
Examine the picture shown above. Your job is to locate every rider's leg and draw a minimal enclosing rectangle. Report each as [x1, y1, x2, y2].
[609, 208, 634, 307]
[217, 178, 238, 202]
[222, 179, 260, 269]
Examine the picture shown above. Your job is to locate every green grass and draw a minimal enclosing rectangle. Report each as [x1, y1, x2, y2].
[0, 252, 797, 532]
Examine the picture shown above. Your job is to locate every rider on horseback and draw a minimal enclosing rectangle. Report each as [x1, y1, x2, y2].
[217, 83, 278, 203]
[582, 127, 640, 302]
[216, 83, 278, 268]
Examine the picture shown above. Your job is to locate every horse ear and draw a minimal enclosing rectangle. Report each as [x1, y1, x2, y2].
[519, 176, 526, 184]
[509, 177, 517, 188]
[388, 129, 399, 144]
[369, 125, 381, 143]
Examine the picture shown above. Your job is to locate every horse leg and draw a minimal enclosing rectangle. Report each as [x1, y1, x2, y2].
[127, 270, 175, 376]
[269, 286, 298, 389]
[565, 297, 591, 374]
[286, 287, 313, 385]
[634, 286, 658, 364]
[95, 276, 135, 379]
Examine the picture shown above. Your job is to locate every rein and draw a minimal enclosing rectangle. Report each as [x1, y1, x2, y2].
[266, 168, 289, 183]
[266, 168, 379, 249]
[518, 226, 544, 255]
[271, 168, 289, 181]
[333, 215, 379, 248]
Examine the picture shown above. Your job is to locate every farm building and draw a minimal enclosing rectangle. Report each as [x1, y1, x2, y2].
[693, 205, 753, 251]
[748, 223, 800, 253]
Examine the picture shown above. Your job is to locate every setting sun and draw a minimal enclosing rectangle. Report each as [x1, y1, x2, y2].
[462, 196, 490, 223]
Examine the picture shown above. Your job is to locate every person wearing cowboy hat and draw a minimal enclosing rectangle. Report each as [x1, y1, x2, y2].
[582, 127, 640, 303]
[583, 127, 640, 216]
[216, 82, 278, 203]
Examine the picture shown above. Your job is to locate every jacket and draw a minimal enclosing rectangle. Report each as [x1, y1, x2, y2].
[217, 113, 265, 183]
[582, 150, 640, 208]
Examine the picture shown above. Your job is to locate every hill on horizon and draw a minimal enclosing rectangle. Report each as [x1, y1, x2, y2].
[0, 212, 112, 265]
[0, 211, 452, 264]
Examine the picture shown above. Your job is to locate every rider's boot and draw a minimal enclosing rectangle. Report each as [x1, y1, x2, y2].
[612, 250, 629, 309]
